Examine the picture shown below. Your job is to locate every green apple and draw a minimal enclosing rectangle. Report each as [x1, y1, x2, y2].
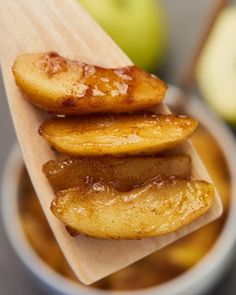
[196, 7, 236, 125]
[79, 0, 167, 72]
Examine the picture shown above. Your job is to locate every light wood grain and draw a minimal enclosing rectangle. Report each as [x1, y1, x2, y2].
[0, 0, 222, 284]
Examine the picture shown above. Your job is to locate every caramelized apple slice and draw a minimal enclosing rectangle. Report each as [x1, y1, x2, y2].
[39, 114, 198, 157]
[51, 177, 214, 239]
[43, 155, 191, 192]
[12, 52, 167, 114]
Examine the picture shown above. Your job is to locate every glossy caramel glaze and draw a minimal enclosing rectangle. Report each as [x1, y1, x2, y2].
[43, 155, 190, 192]
[12, 52, 167, 114]
[51, 177, 214, 239]
[39, 114, 198, 156]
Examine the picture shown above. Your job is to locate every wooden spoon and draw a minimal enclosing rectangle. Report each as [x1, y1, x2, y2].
[0, 0, 222, 285]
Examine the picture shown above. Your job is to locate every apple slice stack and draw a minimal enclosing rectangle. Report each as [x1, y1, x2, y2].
[12, 52, 215, 240]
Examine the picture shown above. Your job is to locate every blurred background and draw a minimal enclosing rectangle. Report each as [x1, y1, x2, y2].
[0, 0, 236, 294]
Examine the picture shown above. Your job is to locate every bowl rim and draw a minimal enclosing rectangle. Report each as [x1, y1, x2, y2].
[1, 93, 236, 295]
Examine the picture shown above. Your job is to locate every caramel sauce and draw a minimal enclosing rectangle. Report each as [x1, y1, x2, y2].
[39, 51, 68, 77]
[38, 52, 136, 103]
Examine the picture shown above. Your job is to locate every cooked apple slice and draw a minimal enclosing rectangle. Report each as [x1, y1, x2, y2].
[51, 177, 214, 239]
[43, 155, 191, 192]
[39, 114, 198, 156]
[12, 52, 167, 115]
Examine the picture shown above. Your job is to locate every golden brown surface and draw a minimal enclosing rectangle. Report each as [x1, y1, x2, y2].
[12, 52, 167, 114]
[191, 127, 230, 211]
[39, 114, 198, 157]
[51, 177, 214, 239]
[19, 125, 231, 290]
[18, 174, 76, 280]
[43, 155, 191, 192]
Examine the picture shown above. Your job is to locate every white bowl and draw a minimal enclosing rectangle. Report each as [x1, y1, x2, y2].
[1, 89, 236, 295]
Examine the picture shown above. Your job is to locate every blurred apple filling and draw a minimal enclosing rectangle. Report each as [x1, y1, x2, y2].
[19, 125, 230, 291]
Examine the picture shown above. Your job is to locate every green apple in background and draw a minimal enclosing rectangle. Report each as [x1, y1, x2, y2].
[196, 7, 236, 126]
[79, 0, 167, 73]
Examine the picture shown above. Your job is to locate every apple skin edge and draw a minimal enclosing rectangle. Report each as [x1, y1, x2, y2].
[196, 7, 236, 126]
